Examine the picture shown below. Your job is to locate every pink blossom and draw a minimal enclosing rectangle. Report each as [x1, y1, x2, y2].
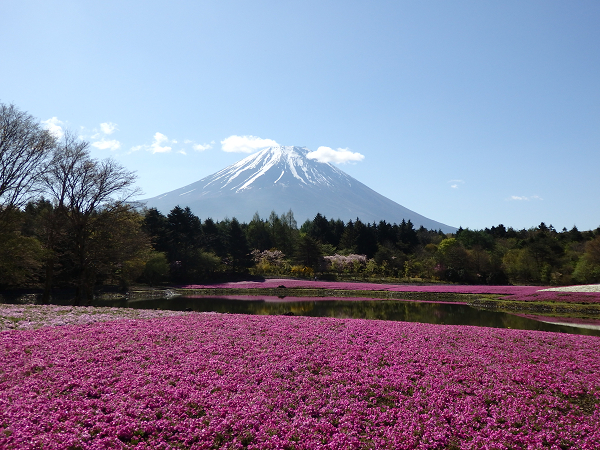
[2, 313, 599, 448]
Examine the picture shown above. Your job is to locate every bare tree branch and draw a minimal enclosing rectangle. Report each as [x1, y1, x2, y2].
[42, 131, 140, 302]
[0, 102, 55, 222]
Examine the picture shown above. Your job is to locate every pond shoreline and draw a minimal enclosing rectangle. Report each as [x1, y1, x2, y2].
[3, 281, 600, 318]
[174, 286, 600, 317]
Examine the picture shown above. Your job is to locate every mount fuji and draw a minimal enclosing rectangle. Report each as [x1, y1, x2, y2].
[141, 146, 456, 232]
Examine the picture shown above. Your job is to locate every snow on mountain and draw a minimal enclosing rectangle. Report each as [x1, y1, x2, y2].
[188, 146, 350, 193]
[141, 146, 456, 232]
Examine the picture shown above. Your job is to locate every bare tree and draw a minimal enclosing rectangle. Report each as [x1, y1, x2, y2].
[0, 102, 55, 227]
[42, 131, 141, 303]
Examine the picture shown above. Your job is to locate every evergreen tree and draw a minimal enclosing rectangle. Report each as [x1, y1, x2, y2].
[227, 218, 252, 272]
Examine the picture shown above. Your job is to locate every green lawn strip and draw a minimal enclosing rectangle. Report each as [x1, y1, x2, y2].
[470, 296, 600, 317]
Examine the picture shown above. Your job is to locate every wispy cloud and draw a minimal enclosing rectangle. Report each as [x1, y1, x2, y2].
[193, 143, 212, 151]
[449, 179, 464, 189]
[184, 139, 214, 152]
[87, 121, 122, 150]
[131, 133, 214, 155]
[91, 139, 121, 151]
[307, 146, 365, 164]
[221, 135, 279, 153]
[130, 132, 174, 154]
[100, 122, 118, 135]
[41, 117, 64, 139]
[509, 195, 543, 201]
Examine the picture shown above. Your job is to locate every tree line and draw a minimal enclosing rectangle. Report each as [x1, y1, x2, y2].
[138, 208, 600, 286]
[2, 102, 600, 302]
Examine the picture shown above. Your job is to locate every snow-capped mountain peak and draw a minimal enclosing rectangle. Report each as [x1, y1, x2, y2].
[201, 146, 350, 193]
[141, 145, 456, 232]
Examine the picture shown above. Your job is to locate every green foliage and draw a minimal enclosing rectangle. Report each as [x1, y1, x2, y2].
[456, 228, 495, 250]
[572, 237, 600, 284]
[190, 251, 223, 278]
[227, 218, 252, 272]
[320, 243, 337, 256]
[0, 231, 45, 288]
[141, 252, 170, 286]
[572, 255, 600, 284]
[295, 234, 322, 270]
[246, 213, 273, 251]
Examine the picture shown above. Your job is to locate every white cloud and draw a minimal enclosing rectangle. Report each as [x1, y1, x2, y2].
[306, 146, 365, 164]
[509, 195, 543, 201]
[41, 117, 64, 139]
[449, 179, 464, 189]
[150, 132, 172, 153]
[100, 122, 118, 135]
[221, 135, 279, 153]
[193, 143, 212, 151]
[90, 122, 121, 150]
[129, 132, 178, 154]
[91, 139, 121, 151]
[178, 150, 187, 155]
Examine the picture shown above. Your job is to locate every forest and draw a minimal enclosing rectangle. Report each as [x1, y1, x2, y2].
[2, 102, 600, 302]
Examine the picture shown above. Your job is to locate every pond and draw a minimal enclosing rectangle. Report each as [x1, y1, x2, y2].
[93, 295, 600, 337]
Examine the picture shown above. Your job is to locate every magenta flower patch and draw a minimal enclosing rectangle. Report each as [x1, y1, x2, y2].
[2, 313, 600, 449]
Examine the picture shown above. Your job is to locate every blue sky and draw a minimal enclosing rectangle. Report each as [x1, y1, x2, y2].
[2, 0, 599, 231]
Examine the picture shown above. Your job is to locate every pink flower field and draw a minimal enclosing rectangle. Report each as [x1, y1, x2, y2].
[180, 279, 600, 304]
[2, 313, 600, 449]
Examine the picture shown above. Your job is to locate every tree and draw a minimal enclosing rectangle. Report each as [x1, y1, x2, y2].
[437, 238, 473, 282]
[279, 209, 299, 254]
[339, 220, 357, 252]
[202, 217, 226, 257]
[0, 103, 55, 230]
[88, 205, 152, 289]
[573, 236, 600, 284]
[398, 219, 419, 252]
[296, 234, 322, 270]
[268, 210, 294, 253]
[0, 207, 45, 289]
[227, 217, 252, 272]
[246, 213, 273, 251]
[42, 132, 140, 302]
[140, 252, 170, 286]
[142, 208, 170, 253]
[355, 220, 378, 258]
[167, 206, 203, 267]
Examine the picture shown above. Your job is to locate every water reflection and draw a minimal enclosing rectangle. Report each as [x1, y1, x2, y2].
[93, 295, 600, 337]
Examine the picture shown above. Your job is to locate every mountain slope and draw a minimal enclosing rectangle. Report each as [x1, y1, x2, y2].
[141, 146, 456, 232]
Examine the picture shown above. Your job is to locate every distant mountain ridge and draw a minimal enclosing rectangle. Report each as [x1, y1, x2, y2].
[141, 146, 456, 232]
